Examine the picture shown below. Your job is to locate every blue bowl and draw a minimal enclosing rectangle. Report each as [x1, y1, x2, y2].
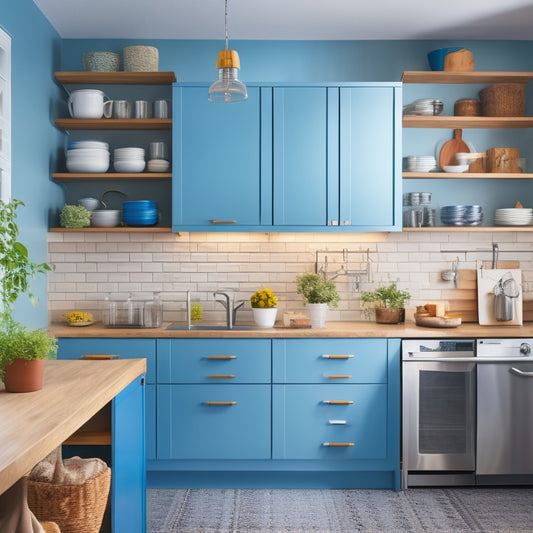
[123, 211, 159, 226]
[123, 200, 157, 211]
[427, 47, 463, 71]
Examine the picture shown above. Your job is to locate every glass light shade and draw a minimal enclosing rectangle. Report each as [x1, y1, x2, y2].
[208, 50, 248, 103]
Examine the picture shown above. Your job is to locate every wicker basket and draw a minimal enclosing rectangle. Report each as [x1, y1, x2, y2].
[479, 83, 525, 117]
[454, 98, 481, 116]
[123, 45, 159, 71]
[27, 466, 111, 533]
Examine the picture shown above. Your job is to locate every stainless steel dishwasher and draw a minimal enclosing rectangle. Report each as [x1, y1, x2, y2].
[476, 338, 533, 483]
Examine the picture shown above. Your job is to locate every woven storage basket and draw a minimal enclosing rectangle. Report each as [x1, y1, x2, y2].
[27, 466, 111, 533]
[454, 98, 481, 116]
[123, 45, 159, 71]
[479, 83, 525, 117]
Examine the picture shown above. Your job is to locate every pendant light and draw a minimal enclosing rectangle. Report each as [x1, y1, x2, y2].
[208, 0, 248, 103]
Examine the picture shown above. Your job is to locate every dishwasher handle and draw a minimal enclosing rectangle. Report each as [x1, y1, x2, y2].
[510, 367, 533, 377]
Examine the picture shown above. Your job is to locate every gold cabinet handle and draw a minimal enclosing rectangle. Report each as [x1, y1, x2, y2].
[207, 375, 236, 379]
[207, 355, 237, 360]
[323, 442, 354, 447]
[321, 354, 354, 359]
[205, 401, 237, 406]
[326, 375, 353, 379]
[209, 220, 237, 225]
[322, 400, 354, 405]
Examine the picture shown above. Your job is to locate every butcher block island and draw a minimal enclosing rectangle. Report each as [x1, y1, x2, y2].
[0, 359, 146, 533]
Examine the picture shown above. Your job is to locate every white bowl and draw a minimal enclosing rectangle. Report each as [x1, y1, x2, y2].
[91, 209, 121, 227]
[113, 159, 146, 173]
[67, 148, 110, 157]
[114, 147, 145, 155]
[67, 158, 110, 173]
[147, 159, 170, 172]
[455, 152, 484, 165]
[78, 197, 100, 211]
[69, 140, 109, 151]
[443, 164, 469, 173]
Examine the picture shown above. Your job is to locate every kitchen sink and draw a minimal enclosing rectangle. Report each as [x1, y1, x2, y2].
[166, 324, 259, 331]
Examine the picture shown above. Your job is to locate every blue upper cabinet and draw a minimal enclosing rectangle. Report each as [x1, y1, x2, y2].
[172, 82, 401, 232]
[339, 86, 402, 230]
[172, 84, 272, 230]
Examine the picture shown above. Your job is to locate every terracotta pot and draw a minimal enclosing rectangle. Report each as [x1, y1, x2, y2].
[375, 307, 405, 324]
[3, 358, 45, 392]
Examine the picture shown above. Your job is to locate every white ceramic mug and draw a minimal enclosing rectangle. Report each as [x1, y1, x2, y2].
[68, 89, 108, 119]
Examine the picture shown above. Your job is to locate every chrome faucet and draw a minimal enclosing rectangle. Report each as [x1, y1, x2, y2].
[213, 291, 246, 329]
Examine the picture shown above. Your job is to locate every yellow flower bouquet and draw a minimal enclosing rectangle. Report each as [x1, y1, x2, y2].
[250, 287, 278, 309]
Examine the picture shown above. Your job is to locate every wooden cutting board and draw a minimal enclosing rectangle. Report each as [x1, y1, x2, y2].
[444, 261, 533, 322]
[439, 129, 470, 169]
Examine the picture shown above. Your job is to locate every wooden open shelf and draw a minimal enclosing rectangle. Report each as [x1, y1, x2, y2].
[50, 226, 172, 233]
[55, 118, 172, 130]
[401, 71, 533, 85]
[63, 404, 111, 445]
[54, 71, 176, 85]
[52, 172, 171, 182]
[403, 172, 533, 179]
[402, 115, 533, 128]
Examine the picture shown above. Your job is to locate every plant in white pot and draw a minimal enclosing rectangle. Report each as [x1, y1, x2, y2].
[360, 282, 411, 324]
[250, 287, 278, 328]
[296, 273, 340, 328]
[0, 199, 57, 392]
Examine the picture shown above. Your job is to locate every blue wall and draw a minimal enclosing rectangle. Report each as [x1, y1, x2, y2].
[0, 0, 63, 328]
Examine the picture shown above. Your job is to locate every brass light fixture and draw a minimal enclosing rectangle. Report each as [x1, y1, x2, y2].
[208, 0, 248, 103]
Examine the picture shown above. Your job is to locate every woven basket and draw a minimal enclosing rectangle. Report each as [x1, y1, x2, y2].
[454, 98, 481, 116]
[27, 467, 111, 533]
[479, 83, 525, 117]
[123, 45, 159, 71]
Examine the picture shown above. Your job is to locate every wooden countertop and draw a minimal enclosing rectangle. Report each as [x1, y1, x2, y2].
[0, 358, 146, 494]
[48, 321, 533, 339]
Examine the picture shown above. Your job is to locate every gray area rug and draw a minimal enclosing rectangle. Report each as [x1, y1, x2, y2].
[147, 487, 533, 533]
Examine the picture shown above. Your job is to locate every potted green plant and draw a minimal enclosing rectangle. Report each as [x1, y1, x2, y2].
[0, 199, 57, 392]
[360, 282, 411, 324]
[250, 287, 278, 328]
[296, 273, 340, 328]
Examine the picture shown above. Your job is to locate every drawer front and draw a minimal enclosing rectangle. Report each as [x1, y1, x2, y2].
[157, 384, 271, 460]
[272, 338, 387, 384]
[157, 338, 271, 384]
[272, 384, 387, 460]
[58, 338, 156, 384]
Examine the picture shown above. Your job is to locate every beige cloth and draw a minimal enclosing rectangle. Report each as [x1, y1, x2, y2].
[0, 478, 45, 533]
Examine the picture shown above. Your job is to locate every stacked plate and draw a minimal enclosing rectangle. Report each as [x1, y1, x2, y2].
[113, 147, 146, 173]
[441, 205, 483, 226]
[66, 140, 110, 173]
[403, 99, 444, 116]
[406, 156, 437, 172]
[494, 208, 533, 226]
[122, 200, 159, 226]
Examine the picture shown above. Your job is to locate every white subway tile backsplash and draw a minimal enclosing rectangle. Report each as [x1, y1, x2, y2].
[47, 231, 533, 323]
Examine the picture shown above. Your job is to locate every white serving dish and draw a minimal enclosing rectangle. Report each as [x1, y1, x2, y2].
[67, 148, 110, 158]
[66, 158, 110, 173]
[91, 209, 121, 227]
[113, 159, 146, 173]
[443, 164, 469, 173]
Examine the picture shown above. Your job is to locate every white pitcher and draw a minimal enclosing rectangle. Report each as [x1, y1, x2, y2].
[68, 89, 108, 119]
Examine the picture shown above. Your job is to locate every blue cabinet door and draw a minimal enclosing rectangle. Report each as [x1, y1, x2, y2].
[339, 86, 402, 230]
[157, 384, 271, 460]
[173, 85, 271, 229]
[273, 87, 339, 226]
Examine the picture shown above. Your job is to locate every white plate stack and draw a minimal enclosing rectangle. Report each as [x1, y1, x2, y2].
[66, 140, 110, 173]
[494, 208, 533, 226]
[406, 156, 437, 172]
[113, 147, 146, 173]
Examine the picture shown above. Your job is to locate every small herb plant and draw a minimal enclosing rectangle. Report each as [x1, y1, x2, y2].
[250, 287, 278, 308]
[360, 283, 411, 309]
[296, 273, 340, 307]
[59, 204, 91, 228]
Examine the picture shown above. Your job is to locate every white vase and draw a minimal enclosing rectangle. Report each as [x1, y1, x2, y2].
[252, 307, 278, 328]
[308, 303, 328, 328]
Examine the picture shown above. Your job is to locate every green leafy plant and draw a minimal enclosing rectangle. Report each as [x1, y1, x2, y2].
[296, 273, 340, 307]
[250, 287, 278, 308]
[0, 199, 52, 327]
[59, 204, 91, 228]
[0, 324, 57, 379]
[360, 283, 411, 309]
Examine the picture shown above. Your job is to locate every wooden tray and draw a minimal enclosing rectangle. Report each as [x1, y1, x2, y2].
[414, 314, 462, 328]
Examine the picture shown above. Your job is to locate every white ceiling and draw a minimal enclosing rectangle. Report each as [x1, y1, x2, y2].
[33, 0, 533, 41]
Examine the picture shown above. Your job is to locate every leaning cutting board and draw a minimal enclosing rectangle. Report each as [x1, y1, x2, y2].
[438, 129, 470, 169]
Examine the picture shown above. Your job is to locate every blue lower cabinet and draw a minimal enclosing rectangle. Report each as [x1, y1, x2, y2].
[272, 384, 387, 460]
[157, 384, 271, 460]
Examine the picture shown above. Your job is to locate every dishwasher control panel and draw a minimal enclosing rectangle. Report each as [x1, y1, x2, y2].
[477, 338, 533, 358]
